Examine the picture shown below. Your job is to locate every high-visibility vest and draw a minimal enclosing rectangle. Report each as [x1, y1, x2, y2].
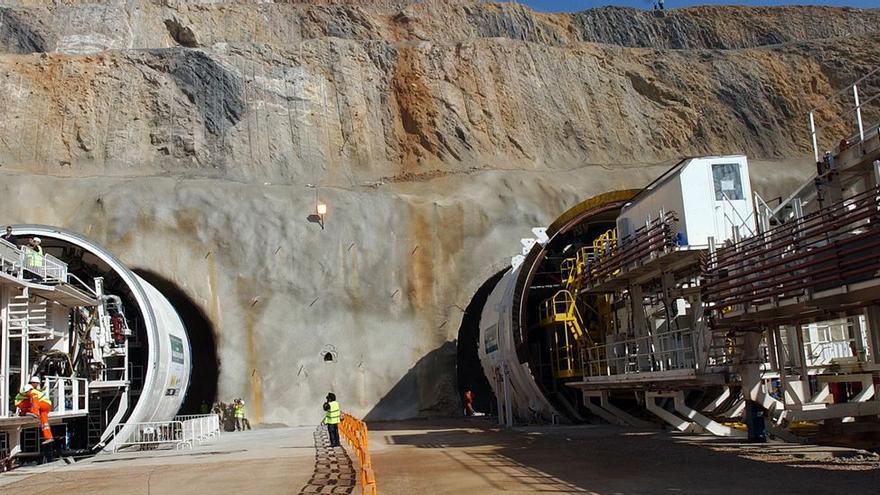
[28, 246, 44, 268]
[324, 401, 341, 425]
[234, 404, 245, 418]
[30, 387, 51, 406]
[15, 386, 51, 407]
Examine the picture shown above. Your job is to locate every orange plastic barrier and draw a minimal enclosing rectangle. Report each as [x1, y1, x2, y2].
[339, 413, 378, 495]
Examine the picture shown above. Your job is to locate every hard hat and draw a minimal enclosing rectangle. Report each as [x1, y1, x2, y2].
[32, 237, 41, 244]
[30, 376, 41, 383]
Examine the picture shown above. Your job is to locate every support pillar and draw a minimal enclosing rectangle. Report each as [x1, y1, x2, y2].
[850, 315, 868, 363]
[864, 306, 880, 365]
[1, 285, 8, 418]
[738, 331, 784, 416]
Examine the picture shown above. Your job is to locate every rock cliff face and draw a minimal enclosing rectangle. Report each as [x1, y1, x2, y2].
[0, 1, 877, 424]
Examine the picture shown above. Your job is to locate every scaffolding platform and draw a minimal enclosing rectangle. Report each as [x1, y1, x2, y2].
[0, 411, 88, 428]
[714, 276, 880, 329]
[582, 248, 704, 293]
[567, 369, 726, 391]
[0, 271, 98, 307]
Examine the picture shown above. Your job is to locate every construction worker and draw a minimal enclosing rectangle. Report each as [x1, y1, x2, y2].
[1, 225, 17, 245]
[25, 237, 44, 280]
[14, 377, 54, 444]
[464, 390, 475, 416]
[322, 392, 341, 447]
[233, 399, 250, 431]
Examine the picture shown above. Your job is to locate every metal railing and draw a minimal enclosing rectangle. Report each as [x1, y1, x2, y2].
[805, 340, 855, 367]
[45, 376, 88, 415]
[0, 238, 21, 274]
[808, 67, 880, 162]
[20, 246, 68, 283]
[109, 415, 221, 452]
[583, 211, 679, 289]
[583, 328, 698, 378]
[704, 185, 880, 322]
[111, 421, 188, 452]
[801, 319, 861, 367]
[539, 290, 575, 324]
[175, 414, 221, 445]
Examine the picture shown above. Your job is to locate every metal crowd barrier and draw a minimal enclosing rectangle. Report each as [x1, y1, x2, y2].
[175, 414, 222, 445]
[111, 421, 188, 452]
[339, 413, 378, 495]
[110, 414, 220, 453]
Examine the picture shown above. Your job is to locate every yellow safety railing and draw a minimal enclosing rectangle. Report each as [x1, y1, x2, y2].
[541, 230, 620, 378]
[591, 228, 617, 260]
[340, 413, 378, 495]
[539, 291, 592, 345]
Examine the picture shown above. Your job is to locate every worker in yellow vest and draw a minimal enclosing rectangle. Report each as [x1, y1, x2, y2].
[322, 392, 341, 447]
[24, 237, 44, 280]
[15, 377, 54, 444]
[233, 399, 251, 431]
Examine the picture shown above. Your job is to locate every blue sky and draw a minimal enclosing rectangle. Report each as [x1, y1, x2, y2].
[515, 1, 877, 12]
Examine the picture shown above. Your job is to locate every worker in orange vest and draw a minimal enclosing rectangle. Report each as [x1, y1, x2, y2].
[464, 390, 475, 416]
[14, 377, 54, 444]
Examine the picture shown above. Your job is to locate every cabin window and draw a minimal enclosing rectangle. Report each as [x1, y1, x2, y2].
[712, 163, 743, 201]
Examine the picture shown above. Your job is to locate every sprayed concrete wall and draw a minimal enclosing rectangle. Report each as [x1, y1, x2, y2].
[0, 1, 873, 424]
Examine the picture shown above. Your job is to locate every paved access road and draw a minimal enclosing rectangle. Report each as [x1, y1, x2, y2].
[0, 427, 322, 494]
[2, 420, 878, 494]
[370, 420, 880, 494]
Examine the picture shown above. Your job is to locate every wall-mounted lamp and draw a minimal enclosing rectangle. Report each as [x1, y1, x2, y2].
[316, 202, 327, 229]
[306, 184, 327, 230]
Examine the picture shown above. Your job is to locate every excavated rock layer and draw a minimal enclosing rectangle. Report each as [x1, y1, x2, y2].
[0, 1, 877, 424]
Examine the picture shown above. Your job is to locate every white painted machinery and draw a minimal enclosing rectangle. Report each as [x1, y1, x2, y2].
[476, 144, 880, 437]
[1, 226, 191, 464]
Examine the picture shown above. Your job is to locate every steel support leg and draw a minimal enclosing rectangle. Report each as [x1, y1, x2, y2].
[672, 392, 746, 437]
[645, 391, 702, 433]
[583, 391, 654, 428]
[701, 387, 732, 414]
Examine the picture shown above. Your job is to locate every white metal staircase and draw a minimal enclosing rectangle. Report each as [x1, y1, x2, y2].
[7, 289, 57, 342]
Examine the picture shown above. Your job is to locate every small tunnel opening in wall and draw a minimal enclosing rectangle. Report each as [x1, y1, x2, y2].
[321, 345, 338, 363]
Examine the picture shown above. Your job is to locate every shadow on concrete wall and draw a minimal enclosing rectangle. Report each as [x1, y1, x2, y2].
[133, 268, 220, 414]
[364, 341, 458, 421]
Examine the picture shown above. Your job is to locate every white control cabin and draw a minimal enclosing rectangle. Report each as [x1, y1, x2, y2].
[617, 155, 755, 247]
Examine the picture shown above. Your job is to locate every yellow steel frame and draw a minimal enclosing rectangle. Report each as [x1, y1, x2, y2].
[541, 227, 618, 379]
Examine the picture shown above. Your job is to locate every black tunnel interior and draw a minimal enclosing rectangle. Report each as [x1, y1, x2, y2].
[456, 270, 505, 416]
[133, 269, 219, 414]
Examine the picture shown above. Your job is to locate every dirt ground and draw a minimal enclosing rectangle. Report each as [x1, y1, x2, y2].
[369, 419, 880, 494]
[1, 420, 878, 494]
